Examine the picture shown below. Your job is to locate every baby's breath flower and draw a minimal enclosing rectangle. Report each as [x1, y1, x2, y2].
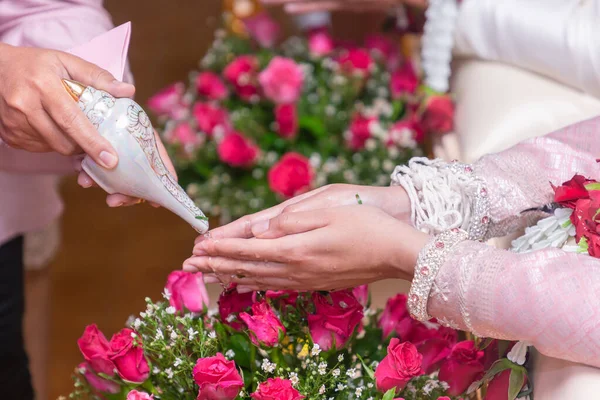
[162, 289, 172, 300]
[332, 368, 340, 377]
[166, 306, 176, 315]
[311, 344, 321, 357]
[165, 368, 174, 379]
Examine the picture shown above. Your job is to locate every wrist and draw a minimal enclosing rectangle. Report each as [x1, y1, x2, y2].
[386, 222, 429, 280]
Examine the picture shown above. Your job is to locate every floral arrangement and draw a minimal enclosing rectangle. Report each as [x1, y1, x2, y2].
[148, 11, 454, 221]
[66, 271, 530, 400]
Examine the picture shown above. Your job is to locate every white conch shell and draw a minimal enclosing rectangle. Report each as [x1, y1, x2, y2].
[71, 81, 208, 233]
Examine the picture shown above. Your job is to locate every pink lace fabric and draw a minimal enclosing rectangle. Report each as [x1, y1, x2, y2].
[428, 115, 600, 368]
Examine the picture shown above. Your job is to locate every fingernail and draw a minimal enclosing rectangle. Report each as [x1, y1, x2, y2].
[79, 175, 93, 188]
[73, 160, 82, 172]
[251, 220, 269, 236]
[237, 286, 253, 294]
[204, 275, 219, 284]
[193, 248, 206, 256]
[99, 151, 118, 169]
[182, 263, 197, 272]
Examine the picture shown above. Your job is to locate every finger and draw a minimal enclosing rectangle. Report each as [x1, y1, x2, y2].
[28, 111, 80, 155]
[59, 52, 135, 98]
[42, 80, 119, 169]
[203, 187, 328, 242]
[194, 237, 296, 263]
[77, 170, 94, 188]
[251, 209, 329, 238]
[203, 272, 296, 290]
[106, 193, 144, 207]
[284, 0, 398, 13]
[183, 256, 289, 278]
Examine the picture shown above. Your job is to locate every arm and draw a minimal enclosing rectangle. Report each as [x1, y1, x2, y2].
[427, 240, 600, 368]
[395, 115, 600, 239]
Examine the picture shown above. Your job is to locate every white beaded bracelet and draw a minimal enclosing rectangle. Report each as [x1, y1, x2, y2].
[408, 228, 468, 321]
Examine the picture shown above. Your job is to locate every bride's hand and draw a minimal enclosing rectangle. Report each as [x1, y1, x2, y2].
[183, 205, 429, 292]
[202, 184, 410, 241]
[75, 130, 177, 207]
[261, 0, 427, 14]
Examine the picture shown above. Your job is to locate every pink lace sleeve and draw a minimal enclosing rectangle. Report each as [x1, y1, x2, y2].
[428, 241, 600, 368]
[476, 115, 600, 238]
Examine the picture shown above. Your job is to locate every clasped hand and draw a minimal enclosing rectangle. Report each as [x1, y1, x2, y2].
[184, 184, 429, 292]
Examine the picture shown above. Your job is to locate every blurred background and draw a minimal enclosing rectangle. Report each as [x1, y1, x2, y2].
[45, 1, 388, 398]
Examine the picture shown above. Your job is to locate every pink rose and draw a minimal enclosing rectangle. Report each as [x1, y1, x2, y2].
[421, 95, 454, 134]
[378, 294, 411, 339]
[268, 152, 314, 198]
[365, 34, 401, 71]
[308, 290, 363, 351]
[484, 369, 527, 400]
[251, 378, 305, 400]
[338, 48, 373, 76]
[265, 290, 299, 307]
[77, 324, 116, 376]
[274, 104, 298, 139]
[375, 339, 423, 394]
[196, 72, 228, 100]
[127, 390, 154, 400]
[240, 301, 286, 347]
[352, 285, 369, 307]
[259, 57, 304, 104]
[224, 55, 260, 101]
[164, 122, 202, 155]
[388, 115, 424, 145]
[439, 341, 485, 396]
[244, 12, 280, 48]
[148, 82, 188, 119]
[109, 328, 150, 384]
[192, 102, 230, 136]
[217, 131, 259, 168]
[437, 398, 451, 400]
[218, 285, 255, 330]
[307, 27, 334, 56]
[193, 353, 244, 400]
[390, 61, 419, 98]
[165, 271, 210, 313]
[79, 363, 120, 394]
[348, 114, 375, 150]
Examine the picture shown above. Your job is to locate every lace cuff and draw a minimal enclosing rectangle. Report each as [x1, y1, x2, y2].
[391, 157, 490, 241]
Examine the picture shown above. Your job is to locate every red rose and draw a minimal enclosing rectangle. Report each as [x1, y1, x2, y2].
[192, 102, 230, 136]
[217, 131, 259, 168]
[223, 55, 260, 101]
[338, 48, 373, 76]
[77, 324, 116, 376]
[390, 61, 419, 98]
[378, 294, 412, 339]
[268, 152, 314, 198]
[307, 290, 363, 351]
[388, 115, 424, 146]
[552, 175, 597, 209]
[196, 71, 228, 100]
[147, 82, 188, 119]
[239, 301, 286, 347]
[365, 34, 401, 71]
[79, 362, 120, 394]
[484, 369, 527, 400]
[165, 271, 210, 313]
[348, 114, 375, 150]
[265, 290, 299, 306]
[193, 353, 244, 400]
[108, 328, 150, 384]
[421, 95, 454, 134]
[218, 285, 255, 330]
[251, 378, 305, 400]
[375, 339, 423, 393]
[274, 104, 298, 139]
[352, 285, 369, 307]
[438, 340, 485, 396]
[414, 325, 457, 374]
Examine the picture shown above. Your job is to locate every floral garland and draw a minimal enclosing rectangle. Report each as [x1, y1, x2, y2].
[149, 7, 455, 222]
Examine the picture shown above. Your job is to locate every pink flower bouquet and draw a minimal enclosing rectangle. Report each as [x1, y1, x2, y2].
[67, 272, 529, 400]
[149, 13, 453, 221]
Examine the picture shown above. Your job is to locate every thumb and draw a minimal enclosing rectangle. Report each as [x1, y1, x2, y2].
[252, 210, 328, 239]
[58, 52, 135, 98]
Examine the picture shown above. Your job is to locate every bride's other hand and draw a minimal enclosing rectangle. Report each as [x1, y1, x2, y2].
[201, 184, 410, 241]
[76, 130, 177, 208]
[184, 205, 428, 292]
[261, 0, 427, 14]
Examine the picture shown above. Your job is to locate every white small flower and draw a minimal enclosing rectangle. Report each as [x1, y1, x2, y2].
[155, 330, 164, 341]
[152, 367, 161, 374]
[133, 318, 142, 330]
[355, 387, 364, 396]
[139, 312, 147, 318]
[174, 358, 183, 367]
[383, 160, 395, 172]
[225, 349, 235, 359]
[319, 385, 326, 394]
[336, 383, 346, 391]
[507, 341, 531, 366]
[367, 383, 374, 389]
[165, 368, 174, 379]
[318, 362, 327, 375]
[311, 344, 322, 356]
[338, 354, 344, 362]
[289, 372, 299, 386]
[208, 331, 217, 339]
[346, 368, 357, 378]
[332, 368, 340, 377]
[163, 289, 172, 300]
[166, 306, 176, 315]
[170, 331, 178, 341]
[130, 332, 137, 339]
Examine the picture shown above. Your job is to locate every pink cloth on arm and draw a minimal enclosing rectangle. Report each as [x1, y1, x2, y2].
[0, 0, 132, 245]
[428, 116, 600, 368]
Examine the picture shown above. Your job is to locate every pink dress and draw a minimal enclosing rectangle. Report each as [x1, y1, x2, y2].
[0, 0, 131, 249]
[426, 115, 600, 368]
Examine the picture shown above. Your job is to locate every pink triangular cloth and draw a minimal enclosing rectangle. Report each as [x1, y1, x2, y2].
[67, 21, 131, 81]
[0, 22, 133, 173]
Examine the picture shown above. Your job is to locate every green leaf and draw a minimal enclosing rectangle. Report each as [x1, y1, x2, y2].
[585, 182, 600, 191]
[382, 389, 397, 400]
[356, 354, 375, 380]
[229, 334, 252, 369]
[469, 358, 514, 394]
[478, 337, 495, 350]
[508, 366, 527, 400]
[195, 215, 209, 221]
[299, 115, 326, 138]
